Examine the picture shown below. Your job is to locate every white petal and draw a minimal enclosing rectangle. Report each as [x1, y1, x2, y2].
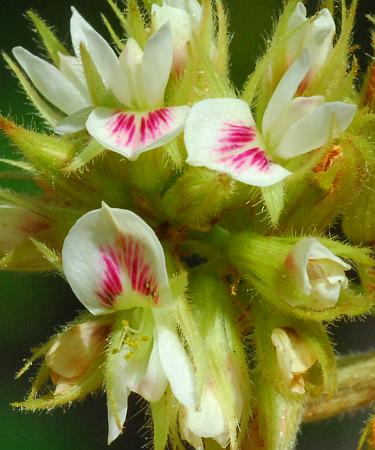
[107, 354, 130, 445]
[287, 3, 307, 62]
[58, 53, 90, 101]
[152, 5, 192, 73]
[306, 9, 335, 72]
[133, 338, 168, 402]
[165, 0, 202, 25]
[309, 277, 342, 306]
[185, 98, 291, 187]
[12, 47, 88, 115]
[287, 5, 335, 75]
[262, 51, 311, 134]
[155, 311, 196, 408]
[54, 107, 91, 135]
[86, 106, 189, 160]
[311, 9, 336, 45]
[302, 239, 351, 269]
[271, 327, 317, 394]
[273, 102, 357, 159]
[70, 8, 130, 106]
[287, 237, 350, 307]
[119, 38, 145, 109]
[180, 420, 204, 450]
[184, 387, 229, 447]
[62, 204, 173, 315]
[120, 38, 144, 69]
[142, 23, 173, 107]
[288, 2, 307, 30]
[266, 95, 325, 149]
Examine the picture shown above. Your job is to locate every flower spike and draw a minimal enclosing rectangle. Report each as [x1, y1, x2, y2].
[5, 2, 375, 449]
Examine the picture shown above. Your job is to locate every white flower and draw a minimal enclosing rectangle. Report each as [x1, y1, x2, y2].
[180, 351, 243, 449]
[13, 9, 189, 159]
[286, 237, 351, 309]
[271, 327, 317, 395]
[62, 203, 196, 444]
[152, 0, 202, 74]
[287, 3, 335, 79]
[13, 16, 92, 134]
[181, 378, 243, 449]
[0, 204, 47, 254]
[46, 320, 110, 395]
[184, 52, 356, 187]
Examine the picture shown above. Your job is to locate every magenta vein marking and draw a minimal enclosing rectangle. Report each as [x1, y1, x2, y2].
[96, 234, 160, 307]
[216, 122, 270, 173]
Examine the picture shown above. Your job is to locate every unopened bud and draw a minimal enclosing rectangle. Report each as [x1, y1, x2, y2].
[271, 327, 317, 394]
[46, 320, 110, 393]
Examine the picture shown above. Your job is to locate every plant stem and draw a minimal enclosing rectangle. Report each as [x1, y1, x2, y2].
[303, 352, 375, 423]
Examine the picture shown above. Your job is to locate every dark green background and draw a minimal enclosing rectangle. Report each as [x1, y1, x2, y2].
[0, 1, 374, 449]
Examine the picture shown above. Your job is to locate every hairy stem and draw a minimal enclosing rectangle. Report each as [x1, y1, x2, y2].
[304, 352, 375, 423]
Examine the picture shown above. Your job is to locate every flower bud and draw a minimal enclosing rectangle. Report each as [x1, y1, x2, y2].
[46, 320, 110, 394]
[252, 301, 336, 400]
[287, 4, 335, 85]
[229, 232, 370, 320]
[152, 0, 202, 75]
[160, 167, 235, 230]
[0, 117, 75, 170]
[181, 377, 243, 449]
[285, 238, 350, 310]
[178, 275, 251, 449]
[271, 327, 317, 395]
[0, 204, 48, 255]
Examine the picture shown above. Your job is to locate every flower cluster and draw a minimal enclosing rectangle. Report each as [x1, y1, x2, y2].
[1, 1, 375, 450]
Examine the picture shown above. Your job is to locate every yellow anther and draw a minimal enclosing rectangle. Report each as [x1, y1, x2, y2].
[125, 351, 134, 361]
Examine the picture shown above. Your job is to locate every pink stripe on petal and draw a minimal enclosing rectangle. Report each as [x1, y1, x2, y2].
[96, 233, 160, 307]
[140, 109, 174, 145]
[104, 109, 175, 154]
[216, 123, 271, 174]
[97, 253, 123, 307]
[140, 116, 147, 143]
[107, 113, 137, 149]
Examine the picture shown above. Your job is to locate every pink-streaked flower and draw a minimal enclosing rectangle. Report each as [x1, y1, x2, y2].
[0, 204, 48, 254]
[46, 319, 110, 395]
[271, 327, 317, 395]
[287, 3, 335, 82]
[12, 16, 92, 134]
[152, 0, 202, 74]
[285, 237, 351, 310]
[184, 52, 356, 187]
[62, 203, 196, 443]
[68, 9, 189, 159]
[13, 8, 189, 157]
